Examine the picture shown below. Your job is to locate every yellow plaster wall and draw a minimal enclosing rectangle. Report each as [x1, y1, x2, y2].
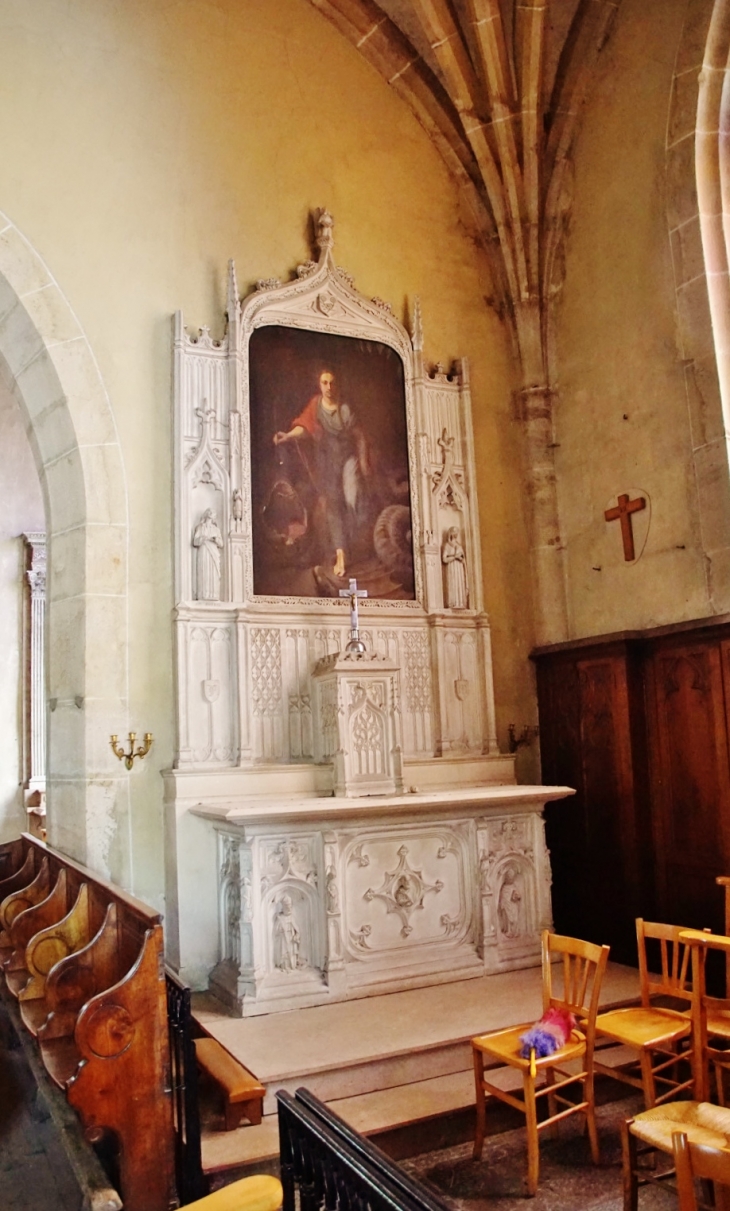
[555, 0, 711, 638]
[0, 0, 536, 904]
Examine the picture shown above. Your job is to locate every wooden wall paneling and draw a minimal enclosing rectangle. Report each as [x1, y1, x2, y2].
[575, 649, 640, 961]
[536, 655, 586, 942]
[646, 639, 730, 932]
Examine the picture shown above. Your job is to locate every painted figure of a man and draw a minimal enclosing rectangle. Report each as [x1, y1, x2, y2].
[274, 369, 369, 579]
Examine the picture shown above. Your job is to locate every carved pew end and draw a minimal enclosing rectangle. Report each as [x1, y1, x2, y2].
[194, 1037, 265, 1130]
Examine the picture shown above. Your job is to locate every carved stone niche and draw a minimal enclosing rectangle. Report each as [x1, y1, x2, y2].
[477, 813, 553, 973]
[311, 652, 404, 797]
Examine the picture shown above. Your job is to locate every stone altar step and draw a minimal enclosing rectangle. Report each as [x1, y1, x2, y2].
[194, 960, 640, 1172]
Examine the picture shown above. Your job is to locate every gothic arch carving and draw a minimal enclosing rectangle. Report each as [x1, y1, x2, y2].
[0, 210, 129, 879]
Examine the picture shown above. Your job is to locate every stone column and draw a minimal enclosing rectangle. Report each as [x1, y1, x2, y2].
[519, 386, 569, 644]
[24, 532, 47, 813]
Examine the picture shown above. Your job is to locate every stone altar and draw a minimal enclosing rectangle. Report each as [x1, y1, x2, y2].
[164, 211, 573, 1015]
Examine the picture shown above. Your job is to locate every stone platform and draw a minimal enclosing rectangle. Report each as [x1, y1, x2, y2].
[193, 960, 640, 1173]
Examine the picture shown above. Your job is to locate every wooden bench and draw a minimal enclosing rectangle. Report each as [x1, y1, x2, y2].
[194, 1036, 266, 1130]
[0, 833, 174, 1211]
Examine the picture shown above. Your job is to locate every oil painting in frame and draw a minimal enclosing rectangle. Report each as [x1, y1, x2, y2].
[249, 324, 415, 601]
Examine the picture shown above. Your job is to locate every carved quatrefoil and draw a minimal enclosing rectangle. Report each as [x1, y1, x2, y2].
[364, 845, 443, 938]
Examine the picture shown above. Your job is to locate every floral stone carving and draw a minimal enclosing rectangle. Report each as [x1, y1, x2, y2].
[364, 844, 443, 938]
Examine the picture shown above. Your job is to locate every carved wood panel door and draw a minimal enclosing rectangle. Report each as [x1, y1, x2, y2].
[647, 640, 730, 931]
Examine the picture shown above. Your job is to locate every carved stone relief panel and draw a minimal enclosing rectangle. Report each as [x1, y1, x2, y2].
[341, 823, 474, 958]
[254, 834, 325, 981]
[477, 813, 552, 971]
[401, 629, 434, 755]
[175, 333, 231, 603]
[286, 628, 313, 761]
[250, 627, 284, 761]
[439, 629, 481, 753]
[349, 682, 389, 779]
[218, 832, 254, 974]
[179, 623, 235, 765]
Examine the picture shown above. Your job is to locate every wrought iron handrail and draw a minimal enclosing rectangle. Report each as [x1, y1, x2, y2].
[166, 968, 209, 1206]
[277, 1088, 449, 1211]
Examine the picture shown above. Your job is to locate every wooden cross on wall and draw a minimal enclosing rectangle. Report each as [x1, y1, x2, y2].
[604, 493, 646, 561]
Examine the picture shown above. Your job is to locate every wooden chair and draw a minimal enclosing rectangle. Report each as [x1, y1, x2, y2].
[184, 1174, 283, 1211]
[622, 1102, 730, 1210]
[673, 1129, 730, 1211]
[594, 919, 695, 1108]
[472, 931, 610, 1197]
[680, 930, 730, 1104]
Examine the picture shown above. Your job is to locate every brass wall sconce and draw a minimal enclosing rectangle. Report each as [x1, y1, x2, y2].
[508, 723, 539, 754]
[110, 732, 153, 770]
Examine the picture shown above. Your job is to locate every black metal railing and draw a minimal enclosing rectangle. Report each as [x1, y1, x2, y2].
[166, 969, 209, 1206]
[277, 1088, 449, 1211]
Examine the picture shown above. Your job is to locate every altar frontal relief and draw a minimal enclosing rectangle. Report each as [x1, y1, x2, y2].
[249, 325, 415, 600]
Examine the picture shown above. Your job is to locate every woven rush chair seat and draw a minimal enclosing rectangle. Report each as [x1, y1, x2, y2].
[623, 1103, 730, 1211]
[631, 1101, 730, 1152]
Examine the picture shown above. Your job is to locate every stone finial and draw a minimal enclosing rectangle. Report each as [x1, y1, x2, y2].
[411, 297, 423, 352]
[316, 209, 335, 258]
[227, 259, 239, 322]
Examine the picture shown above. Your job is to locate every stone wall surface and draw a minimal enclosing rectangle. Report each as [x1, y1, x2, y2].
[555, 0, 719, 637]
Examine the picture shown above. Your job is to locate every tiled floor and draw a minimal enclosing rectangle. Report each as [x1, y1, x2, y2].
[0, 1003, 82, 1211]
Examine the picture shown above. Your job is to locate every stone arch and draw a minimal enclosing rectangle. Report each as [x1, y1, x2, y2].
[0, 211, 129, 879]
[664, 0, 730, 613]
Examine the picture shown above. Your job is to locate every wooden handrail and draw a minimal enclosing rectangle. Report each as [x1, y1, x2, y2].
[294, 1087, 448, 1211]
[277, 1088, 449, 1211]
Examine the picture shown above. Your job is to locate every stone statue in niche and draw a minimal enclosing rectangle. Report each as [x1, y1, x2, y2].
[325, 867, 339, 914]
[497, 864, 524, 939]
[232, 489, 243, 528]
[442, 526, 468, 609]
[193, 509, 224, 600]
[274, 893, 302, 972]
[241, 875, 253, 923]
[438, 428, 455, 471]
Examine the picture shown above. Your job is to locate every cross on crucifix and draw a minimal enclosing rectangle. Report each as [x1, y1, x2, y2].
[340, 578, 368, 654]
[604, 493, 646, 561]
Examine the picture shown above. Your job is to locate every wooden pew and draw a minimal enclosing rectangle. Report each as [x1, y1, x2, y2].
[0, 833, 174, 1211]
[0, 856, 50, 953]
[4, 868, 69, 993]
[0, 847, 36, 900]
[19, 882, 91, 1035]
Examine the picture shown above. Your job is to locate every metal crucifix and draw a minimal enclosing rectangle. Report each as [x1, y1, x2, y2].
[340, 577, 368, 655]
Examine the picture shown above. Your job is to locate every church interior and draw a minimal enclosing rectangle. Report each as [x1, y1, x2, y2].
[3, 0, 730, 1207]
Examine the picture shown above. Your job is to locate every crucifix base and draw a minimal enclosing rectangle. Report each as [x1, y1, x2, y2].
[311, 652, 404, 797]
